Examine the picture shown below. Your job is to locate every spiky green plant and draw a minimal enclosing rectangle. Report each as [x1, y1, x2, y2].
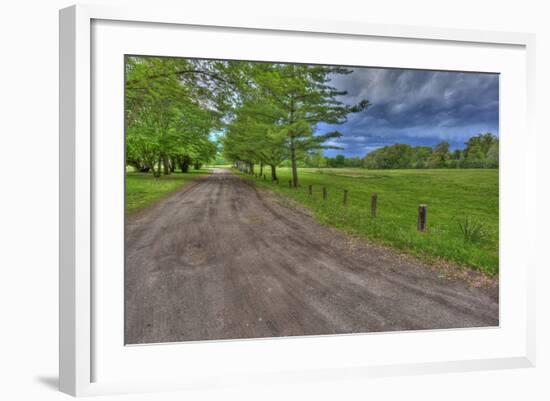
[458, 217, 486, 243]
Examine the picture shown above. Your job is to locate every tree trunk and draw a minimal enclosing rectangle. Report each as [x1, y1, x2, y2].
[162, 153, 171, 175]
[288, 98, 299, 188]
[249, 161, 254, 175]
[180, 155, 191, 173]
[270, 165, 277, 180]
[290, 137, 298, 187]
[259, 162, 264, 177]
[152, 156, 161, 178]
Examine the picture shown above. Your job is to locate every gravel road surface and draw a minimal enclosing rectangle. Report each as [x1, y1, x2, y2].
[125, 168, 498, 344]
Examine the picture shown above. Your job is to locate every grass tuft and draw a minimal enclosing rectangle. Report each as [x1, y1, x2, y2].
[458, 218, 487, 244]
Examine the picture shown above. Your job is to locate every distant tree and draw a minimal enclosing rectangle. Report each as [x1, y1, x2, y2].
[304, 150, 327, 168]
[410, 146, 432, 168]
[214, 152, 227, 165]
[325, 155, 348, 168]
[486, 142, 499, 167]
[464, 133, 498, 159]
[428, 141, 450, 167]
[335, 155, 346, 167]
[344, 156, 362, 167]
[363, 144, 414, 169]
[466, 146, 484, 161]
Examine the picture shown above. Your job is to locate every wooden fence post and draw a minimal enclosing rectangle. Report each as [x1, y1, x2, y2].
[343, 190, 348, 206]
[308, 184, 312, 195]
[323, 187, 327, 200]
[418, 204, 427, 231]
[371, 193, 377, 217]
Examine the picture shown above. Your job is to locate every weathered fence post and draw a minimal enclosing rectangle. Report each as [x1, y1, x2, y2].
[343, 190, 348, 206]
[371, 193, 378, 217]
[323, 187, 327, 200]
[418, 204, 427, 231]
[308, 184, 312, 195]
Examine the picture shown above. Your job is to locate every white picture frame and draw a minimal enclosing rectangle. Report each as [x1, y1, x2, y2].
[59, 3, 536, 397]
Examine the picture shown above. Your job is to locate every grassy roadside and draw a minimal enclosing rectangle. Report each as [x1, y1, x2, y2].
[126, 169, 210, 214]
[240, 167, 498, 275]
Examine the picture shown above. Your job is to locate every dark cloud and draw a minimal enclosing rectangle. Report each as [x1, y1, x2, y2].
[319, 67, 499, 157]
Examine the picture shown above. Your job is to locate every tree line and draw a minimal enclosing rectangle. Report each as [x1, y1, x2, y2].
[125, 56, 233, 176]
[299, 133, 498, 169]
[362, 133, 498, 169]
[125, 56, 369, 186]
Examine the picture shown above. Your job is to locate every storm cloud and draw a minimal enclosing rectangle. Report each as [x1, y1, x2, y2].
[318, 67, 499, 157]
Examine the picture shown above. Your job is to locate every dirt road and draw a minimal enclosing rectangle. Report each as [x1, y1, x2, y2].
[125, 168, 498, 344]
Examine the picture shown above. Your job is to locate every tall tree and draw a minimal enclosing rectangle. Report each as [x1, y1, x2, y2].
[223, 79, 288, 179]
[252, 63, 369, 187]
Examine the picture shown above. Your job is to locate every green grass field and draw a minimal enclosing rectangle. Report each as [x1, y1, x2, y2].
[244, 167, 498, 275]
[126, 169, 209, 214]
